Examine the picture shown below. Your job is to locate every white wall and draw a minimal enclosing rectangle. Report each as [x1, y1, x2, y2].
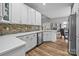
[51, 16, 68, 24]
[42, 16, 69, 25]
[48, 7, 71, 18]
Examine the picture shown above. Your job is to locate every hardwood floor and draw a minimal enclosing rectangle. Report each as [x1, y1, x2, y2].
[26, 38, 70, 56]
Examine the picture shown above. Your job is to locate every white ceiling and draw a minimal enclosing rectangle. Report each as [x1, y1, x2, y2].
[25, 3, 72, 19]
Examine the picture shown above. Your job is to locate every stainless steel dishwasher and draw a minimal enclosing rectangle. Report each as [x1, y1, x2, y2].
[37, 32, 43, 46]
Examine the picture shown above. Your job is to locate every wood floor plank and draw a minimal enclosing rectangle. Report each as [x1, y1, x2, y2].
[26, 38, 70, 56]
[39, 44, 69, 56]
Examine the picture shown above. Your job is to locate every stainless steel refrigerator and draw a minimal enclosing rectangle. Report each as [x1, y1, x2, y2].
[68, 13, 76, 55]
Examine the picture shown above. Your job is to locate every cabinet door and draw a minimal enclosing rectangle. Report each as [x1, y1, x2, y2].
[11, 3, 21, 24]
[43, 32, 49, 41]
[18, 35, 32, 52]
[25, 34, 37, 52]
[27, 7, 36, 25]
[43, 31, 56, 42]
[31, 34, 37, 47]
[21, 4, 28, 24]
[27, 6, 32, 25]
[36, 11, 41, 25]
[31, 8, 36, 25]
[0, 3, 2, 17]
[18, 34, 37, 52]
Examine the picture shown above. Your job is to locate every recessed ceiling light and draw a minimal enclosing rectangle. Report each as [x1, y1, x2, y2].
[43, 3, 46, 5]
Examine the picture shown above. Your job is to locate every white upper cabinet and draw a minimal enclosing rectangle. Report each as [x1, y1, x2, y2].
[28, 6, 41, 25]
[11, 3, 21, 24]
[27, 6, 32, 25]
[27, 6, 36, 25]
[0, 3, 2, 17]
[36, 11, 41, 25]
[0, 3, 3, 22]
[0, 3, 42, 25]
[30, 8, 36, 25]
[21, 4, 28, 24]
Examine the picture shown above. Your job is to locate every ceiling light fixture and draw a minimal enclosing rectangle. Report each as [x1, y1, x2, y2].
[43, 3, 46, 5]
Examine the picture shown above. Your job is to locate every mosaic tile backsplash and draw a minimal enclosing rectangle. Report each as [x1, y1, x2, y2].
[0, 23, 41, 35]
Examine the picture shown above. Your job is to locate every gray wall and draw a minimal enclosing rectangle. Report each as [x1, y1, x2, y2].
[42, 16, 68, 25]
[42, 15, 68, 24]
[51, 16, 68, 24]
[42, 16, 69, 30]
[41, 15, 52, 23]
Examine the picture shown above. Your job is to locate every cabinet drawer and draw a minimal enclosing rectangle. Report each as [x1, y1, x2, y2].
[18, 34, 37, 40]
[17, 34, 37, 52]
[18, 35, 29, 41]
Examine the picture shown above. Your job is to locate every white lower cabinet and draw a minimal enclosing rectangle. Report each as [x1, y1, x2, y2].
[43, 31, 56, 42]
[18, 34, 37, 52]
[43, 32, 50, 41]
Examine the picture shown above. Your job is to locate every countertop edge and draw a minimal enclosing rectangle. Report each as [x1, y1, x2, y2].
[0, 30, 57, 37]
